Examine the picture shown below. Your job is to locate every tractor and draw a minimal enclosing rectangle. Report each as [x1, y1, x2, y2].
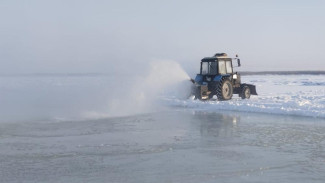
[190, 53, 257, 100]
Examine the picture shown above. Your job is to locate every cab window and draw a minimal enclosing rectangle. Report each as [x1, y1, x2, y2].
[226, 61, 233, 74]
[201, 62, 208, 74]
[218, 61, 226, 74]
[201, 62, 217, 75]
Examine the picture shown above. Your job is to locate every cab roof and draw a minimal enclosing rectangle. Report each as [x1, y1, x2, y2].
[201, 57, 231, 62]
[201, 53, 230, 62]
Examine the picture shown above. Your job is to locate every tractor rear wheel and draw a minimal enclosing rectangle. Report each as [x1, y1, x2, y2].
[241, 86, 251, 99]
[216, 78, 233, 100]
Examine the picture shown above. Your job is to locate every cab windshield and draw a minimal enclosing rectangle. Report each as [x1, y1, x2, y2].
[201, 62, 217, 75]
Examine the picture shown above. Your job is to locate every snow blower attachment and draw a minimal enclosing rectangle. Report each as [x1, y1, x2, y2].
[190, 53, 257, 100]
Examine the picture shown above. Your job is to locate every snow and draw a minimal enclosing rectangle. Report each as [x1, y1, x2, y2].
[163, 75, 325, 118]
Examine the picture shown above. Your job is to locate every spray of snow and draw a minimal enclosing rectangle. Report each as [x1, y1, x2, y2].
[102, 60, 192, 117]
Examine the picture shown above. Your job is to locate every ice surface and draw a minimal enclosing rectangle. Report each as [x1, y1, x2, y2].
[164, 75, 325, 118]
[1, 74, 325, 183]
[1, 110, 325, 183]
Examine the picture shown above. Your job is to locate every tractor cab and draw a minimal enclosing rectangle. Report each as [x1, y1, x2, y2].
[200, 57, 232, 76]
[191, 53, 257, 100]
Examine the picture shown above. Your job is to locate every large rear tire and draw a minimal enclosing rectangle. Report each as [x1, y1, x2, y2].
[216, 78, 233, 100]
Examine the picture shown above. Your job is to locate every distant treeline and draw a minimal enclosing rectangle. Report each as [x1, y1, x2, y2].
[241, 71, 325, 75]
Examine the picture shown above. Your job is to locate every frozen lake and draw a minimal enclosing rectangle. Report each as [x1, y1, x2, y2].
[1, 110, 325, 183]
[0, 74, 325, 182]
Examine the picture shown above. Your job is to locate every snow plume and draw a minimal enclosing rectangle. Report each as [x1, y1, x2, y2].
[104, 60, 192, 117]
[0, 60, 192, 122]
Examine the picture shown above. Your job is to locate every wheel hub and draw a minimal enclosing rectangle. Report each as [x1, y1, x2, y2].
[223, 83, 231, 97]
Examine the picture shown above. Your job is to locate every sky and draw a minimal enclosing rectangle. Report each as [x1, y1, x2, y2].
[1, 0, 325, 75]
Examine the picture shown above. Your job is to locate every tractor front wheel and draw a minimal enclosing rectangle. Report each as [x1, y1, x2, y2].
[241, 86, 251, 99]
[216, 79, 233, 100]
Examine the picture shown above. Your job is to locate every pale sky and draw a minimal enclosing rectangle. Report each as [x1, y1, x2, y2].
[1, 0, 325, 74]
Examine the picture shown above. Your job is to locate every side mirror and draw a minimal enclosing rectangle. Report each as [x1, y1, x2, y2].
[237, 59, 241, 67]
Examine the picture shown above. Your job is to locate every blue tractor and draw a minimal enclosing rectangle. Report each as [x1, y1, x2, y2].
[191, 53, 257, 100]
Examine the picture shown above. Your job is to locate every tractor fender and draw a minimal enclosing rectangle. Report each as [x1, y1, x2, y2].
[213, 75, 223, 81]
[213, 74, 231, 82]
[241, 84, 258, 95]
